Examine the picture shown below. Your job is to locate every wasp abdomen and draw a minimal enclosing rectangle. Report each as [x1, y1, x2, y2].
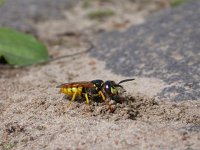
[60, 86, 83, 96]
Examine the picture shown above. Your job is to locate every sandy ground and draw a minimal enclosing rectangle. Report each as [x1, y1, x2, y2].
[1, 45, 200, 149]
[0, 0, 200, 149]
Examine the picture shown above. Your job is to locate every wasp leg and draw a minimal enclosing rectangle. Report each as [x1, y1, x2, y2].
[98, 91, 111, 110]
[84, 93, 90, 111]
[67, 91, 77, 109]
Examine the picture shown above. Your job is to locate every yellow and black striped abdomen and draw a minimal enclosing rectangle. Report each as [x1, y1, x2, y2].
[59, 86, 83, 97]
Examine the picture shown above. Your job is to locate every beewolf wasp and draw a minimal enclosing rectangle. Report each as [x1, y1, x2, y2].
[57, 78, 134, 111]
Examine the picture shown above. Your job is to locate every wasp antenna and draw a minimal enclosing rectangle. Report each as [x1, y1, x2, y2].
[118, 78, 135, 85]
[115, 84, 123, 88]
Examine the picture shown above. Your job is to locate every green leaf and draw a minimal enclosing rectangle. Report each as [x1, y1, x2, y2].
[0, 27, 49, 66]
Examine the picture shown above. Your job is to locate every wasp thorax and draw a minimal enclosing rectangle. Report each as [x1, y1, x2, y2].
[91, 79, 104, 91]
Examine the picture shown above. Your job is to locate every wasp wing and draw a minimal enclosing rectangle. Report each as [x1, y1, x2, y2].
[56, 81, 95, 88]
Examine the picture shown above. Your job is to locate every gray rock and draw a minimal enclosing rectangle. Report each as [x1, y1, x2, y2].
[91, 0, 200, 101]
[0, 0, 80, 33]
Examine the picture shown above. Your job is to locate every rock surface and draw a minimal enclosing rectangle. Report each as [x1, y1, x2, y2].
[91, 0, 200, 101]
[0, 0, 80, 32]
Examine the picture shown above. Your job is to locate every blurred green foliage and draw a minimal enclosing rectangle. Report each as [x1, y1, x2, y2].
[88, 9, 114, 20]
[83, 0, 111, 8]
[0, 0, 5, 5]
[170, 0, 187, 6]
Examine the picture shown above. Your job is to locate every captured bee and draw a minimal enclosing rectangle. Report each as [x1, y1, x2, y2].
[56, 78, 134, 111]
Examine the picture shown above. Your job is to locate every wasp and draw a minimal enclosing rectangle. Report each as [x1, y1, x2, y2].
[56, 78, 134, 111]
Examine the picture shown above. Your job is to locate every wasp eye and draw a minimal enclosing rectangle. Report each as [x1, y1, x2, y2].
[104, 81, 115, 94]
[105, 84, 110, 93]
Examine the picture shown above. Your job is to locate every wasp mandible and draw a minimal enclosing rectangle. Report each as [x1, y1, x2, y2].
[56, 78, 134, 111]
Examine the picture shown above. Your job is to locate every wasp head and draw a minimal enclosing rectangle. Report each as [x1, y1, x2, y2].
[103, 81, 122, 96]
[103, 78, 135, 96]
